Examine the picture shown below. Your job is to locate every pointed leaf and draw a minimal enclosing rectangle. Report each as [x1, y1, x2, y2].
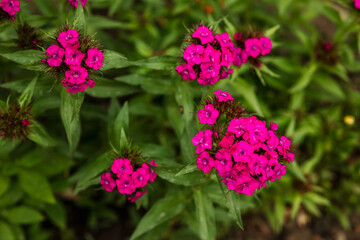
[5, 206, 44, 224]
[289, 63, 318, 93]
[226, 191, 243, 229]
[28, 121, 57, 147]
[18, 75, 38, 108]
[194, 189, 216, 240]
[0, 221, 15, 240]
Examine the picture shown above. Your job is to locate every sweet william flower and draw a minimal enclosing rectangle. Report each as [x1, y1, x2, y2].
[65, 66, 88, 84]
[0, 0, 20, 16]
[85, 48, 104, 70]
[100, 173, 116, 192]
[200, 62, 221, 78]
[198, 104, 219, 125]
[220, 69, 234, 80]
[175, 63, 197, 81]
[46, 45, 65, 67]
[132, 167, 149, 188]
[197, 151, 215, 173]
[230, 140, 254, 163]
[234, 175, 259, 196]
[142, 162, 157, 183]
[66, 83, 88, 93]
[228, 118, 248, 137]
[183, 44, 204, 65]
[192, 129, 213, 154]
[116, 174, 136, 195]
[68, 0, 87, 8]
[215, 33, 234, 48]
[259, 37, 272, 56]
[128, 190, 148, 203]
[214, 149, 233, 174]
[197, 73, 219, 86]
[233, 47, 248, 66]
[219, 133, 234, 148]
[214, 90, 234, 103]
[245, 38, 261, 58]
[355, 0, 360, 9]
[234, 32, 242, 41]
[58, 29, 80, 49]
[192, 26, 214, 44]
[86, 79, 96, 88]
[220, 47, 234, 68]
[202, 44, 221, 64]
[111, 158, 133, 176]
[64, 48, 85, 66]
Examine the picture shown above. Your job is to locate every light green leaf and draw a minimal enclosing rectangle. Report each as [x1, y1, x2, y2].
[0, 50, 43, 65]
[101, 50, 131, 71]
[0, 220, 15, 240]
[0, 175, 10, 197]
[28, 121, 57, 147]
[290, 194, 302, 220]
[86, 78, 139, 98]
[226, 191, 243, 230]
[5, 206, 44, 224]
[289, 63, 318, 93]
[130, 192, 188, 240]
[175, 160, 197, 176]
[109, 0, 123, 16]
[132, 56, 178, 71]
[194, 189, 216, 240]
[72, 0, 86, 31]
[154, 166, 205, 186]
[287, 161, 306, 183]
[18, 75, 38, 108]
[18, 170, 55, 204]
[264, 25, 280, 38]
[113, 102, 129, 148]
[254, 68, 266, 86]
[60, 89, 84, 153]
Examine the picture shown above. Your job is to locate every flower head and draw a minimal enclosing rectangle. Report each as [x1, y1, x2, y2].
[245, 38, 261, 58]
[202, 44, 221, 64]
[0, 0, 20, 16]
[64, 48, 85, 66]
[192, 130, 213, 154]
[85, 48, 104, 70]
[214, 90, 234, 103]
[116, 174, 136, 195]
[65, 66, 88, 84]
[128, 190, 148, 203]
[175, 63, 197, 81]
[111, 158, 133, 176]
[68, 0, 87, 8]
[192, 26, 214, 44]
[198, 104, 219, 125]
[183, 44, 204, 65]
[100, 173, 116, 192]
[58, 29, 79, 49]
[197, 151, 215, 173]
[259, 37, 272, 56]
[215, 33, 234, 48]
[46, 45, 65, 67]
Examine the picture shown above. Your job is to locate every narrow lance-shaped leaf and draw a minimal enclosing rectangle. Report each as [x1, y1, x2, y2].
[72, 0, 86, 31]
[19, 75, 38, 108]
[289, 63, 318, 93]
[28, 120, 57, 147]
[226, 191, 244, 230]
[113, 102, 129, 149]
[5, 206, 44, 224]
[194, 189, 216, 240]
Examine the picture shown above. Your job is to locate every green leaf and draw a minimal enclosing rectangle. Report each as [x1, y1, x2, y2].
[226, 191, 243, 229]
[18, 170, 55, 204]
[290, 194, 302, 220]
[18, 75, 38, 108]
[175, 160, 197, 176]
[109, 0, 123, 16]
[194, 189, 216, 240]
[86, 78, 139, 98]
[304, 192, 330, 206]
[60, 89, 84, 153]
[28, 121, 57, 147]
[264, 25, 280, 38]
[113, 102, 129, 148]
[32, 151, 74, 177]
[5, 206, 44, 224]
[289, 63, 318, 93]
[175, 81, 194, 125]
[0, 175, 10, 197]
[72, 0, 86, 31]
[302, 198, 320, 217]
[254, 68, 266, 86]
[0, 50, 43, 65]
[101, 50, 131, 71]
[44, 202, 66, 230]
[154, 166, 205, 186]
[31, 96, 60, 115]
[287, 161, 306, 183]
[132, 56, 178, 71]
[130, 192, 188, 240]
[0, 220, 15, 240]
[72, 152, 113, 193]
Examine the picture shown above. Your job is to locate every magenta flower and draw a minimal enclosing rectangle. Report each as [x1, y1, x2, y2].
[270, 122, 279, 131]
[192, 130, 213, 154]
[243, 121, 269, 145]
[234, 32, 242, 41]
[192, 26, 214, 44]
[65, 66, 88, 84]
[100, 172, 116, 192]
[259, 37, 272, 56]
[0, 0, 20, 16]
[85, 48, 104, 70]
[68, 0, 87, 8]
[200, 62, 220, 78]
[46, 45, 65, 67]
[21, 119, 29, 127]
[142, 162, 157, 183]
[220, 47, 234, 68]
[64, 48, 85, 66]
[219, 133, 234, 149]
[355, 0, 360, 9]
[269, 163, 286, 182]
[175, 63, 197, 81]
[230, 140, 254, 163]
[197, 151, 215, 173]
[232, 47, 248, 66]
[183, 44, 204, 65]
[245, 38, 261, 58]
[248, 154, 268, 175]
[202, 45, 221, 64]
[198, 104, 219, 125]
[58, 29, 80, 49]
[116, 174, 136, 195]
[111, 158, 133, 176]
[132, 167, 149, 188]
[214, 150, 233, 174]
[234, 175, 259, 196]
[86, 79, 96, 88]
[266, 131, 279, 150]
[285, 152, 295, 163]
[220, 69, 234, 80]
[128, 189, 148, 203]
[197, 73, 219, 86]
[215, 33, 234, 48]
[214, 90, 233, 103]
[277, 136, 291, 155]
[227, 118, 248, 137]
[66, 83, 88, 93]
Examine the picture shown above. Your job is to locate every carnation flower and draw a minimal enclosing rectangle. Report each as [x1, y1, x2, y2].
[198, 73, 219, 86]
[46, 45, 65, 67]
[214, 90, 234, 103]
[116, 174, 136, 195]
[219, 133, 234, 149]
[244, 38, 261, 58]
[0, 0, 20, 16]
[128, 190, 148, 203]
[220, 47, 234, 68]
[58, 29, 79, 49]
[65, 83, 88, 94]
[355, 0, 360, 9]
[259, 37, 272, 56]
[132, 167, 149, 188]
[197, 151, 215, 173]
[65, 66, 88, 84]
[202, 45, 221, 64]
[200, 62, 221, 78]
[192, 130, 213, 154]
[183, 44, 204, 65]
[68, 0, 87, 8]
[64, 48, 85, 66]
[100, 173, 116, 192]
[111, 158, 133, 176]
[215, 33, 234, 48]
[198, 104, 219, 125]
[87, 79, 96, 88]
[85, 48, 104, 70]
[192, 26, 214, 44]
[232, 47, 248, 67]
[175, 63, 197, 81]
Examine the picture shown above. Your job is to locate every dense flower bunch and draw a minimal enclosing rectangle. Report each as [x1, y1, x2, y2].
[100, 158, 157, 202]
[355, 0, 360, 9]
[232, 32, 272, 68]
[314, 41, 338, 66]
[192, 90, 294, 195]
[68, 0, 87, 8]
[0, 0, 20, 21]
[43, 27, 103, 93]
[176, 25, 235, 85]
[0, 103, 31, 139]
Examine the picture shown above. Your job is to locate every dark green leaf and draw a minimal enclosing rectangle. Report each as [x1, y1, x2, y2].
[5, 206, 44, 224]
[0, 220, 15, 240]
[18, 75, 38, 108]
[28, 121, 57, 147]
[44, 202, 66, 230]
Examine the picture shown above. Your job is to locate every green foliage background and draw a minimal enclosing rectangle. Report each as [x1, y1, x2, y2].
[1, 0, 360, 239]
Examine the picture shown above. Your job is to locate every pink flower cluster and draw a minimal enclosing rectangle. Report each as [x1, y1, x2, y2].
[0, 0, 20, 20]
[68, 0, 87, 8]
[192, 90, 294, 196]
[100, 159, 157, 202]
[355, 0, 360, 9]
[232, 32, 272, 67]
[176, 26, 235, 85]
[44, 29, 103, 93]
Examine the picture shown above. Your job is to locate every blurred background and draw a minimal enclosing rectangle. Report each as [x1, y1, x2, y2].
[0, 0, 360, 239]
